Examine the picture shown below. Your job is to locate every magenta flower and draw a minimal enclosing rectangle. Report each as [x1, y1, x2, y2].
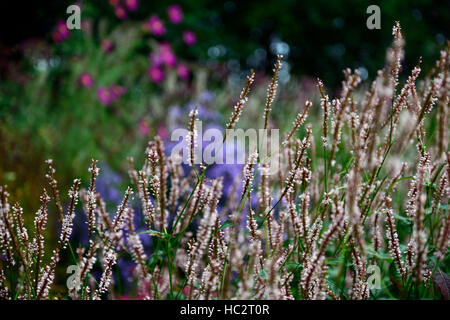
[114, 6, 127, 19]
[101, 39, 114, 52]
[176, 63, 189, 80]
[79, 72, 94, 88]
[167, 5, 183, 24]
[125, 0, 139, 11]
[52, 20, 70, 43]
[139, 120, 149, 136]
[57, 21, 70, 37]
[147, 15, 166, 36]
[182, 30, 196, 46]
[148, 65, 165, 83]
[97, 87, 112, 106]
[159, 43, 177, 67]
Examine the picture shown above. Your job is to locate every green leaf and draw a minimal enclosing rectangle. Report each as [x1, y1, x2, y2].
[367, 247, 393, 261]
[219, 220, 233, 231]
[172, 291, 187, 300]
[138, 230, 166, 238]
[393, 213, 413, 226]
[286, 262, 302, 272]
[259, 269, 267, 280]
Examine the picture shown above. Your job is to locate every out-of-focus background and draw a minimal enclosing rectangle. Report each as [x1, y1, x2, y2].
[0, 0, 448, 211]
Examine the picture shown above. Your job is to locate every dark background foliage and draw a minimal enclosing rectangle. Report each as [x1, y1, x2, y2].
[1, 0, 448, 87]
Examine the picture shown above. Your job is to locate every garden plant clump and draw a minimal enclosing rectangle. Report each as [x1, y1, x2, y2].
[0, 22, 449, 300]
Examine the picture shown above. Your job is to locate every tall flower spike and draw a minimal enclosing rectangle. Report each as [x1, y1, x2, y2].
[87, 159, 99, 239]
[241, 151, 258, 201]
[45, 159, 64, 223]
[95, 248, 117, 297]
[0, 186, 14, 267]
[318, 78, 330, 147]
[226, 70, 255, 130]
[187, 107, 198, 167]
[138, 170, 155, 228]
[282, 125, 312, 199]
[384, 196, 406, 278]
[33, 190, 51, 294]
[12, 204, 30, 264]
[283, 100, 312, 145]
[155, 136, 168, 230]
[329, 69, 361, 165]
[390, 21, 405, 89]
[263, 55, 283, 130]
[60, 179, 80, 248]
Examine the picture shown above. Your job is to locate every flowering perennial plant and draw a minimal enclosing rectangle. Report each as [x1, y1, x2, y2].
[0, 23, 449, 300]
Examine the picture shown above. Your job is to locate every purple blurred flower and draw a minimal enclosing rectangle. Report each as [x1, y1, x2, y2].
[114, 6, 128, 19]
[206, 162, 243, 200]
[125, 0, 139, 11]
[148, 52, 164, 66]
[147, 15, 166, 36]
[176, 63, 189, 80]
[182, 30, 196, 46]
[164, 125, 243, 200]
[97, 87, 112, 106]
[96, 163, 122, 204]
[79, 72, 94, 88]
[148, 65, 165, 83]
[167, 105, 183, 128]
[167, 4, 183, 24]
[199, 90, 215, 104]
[196, 105, 221, 122]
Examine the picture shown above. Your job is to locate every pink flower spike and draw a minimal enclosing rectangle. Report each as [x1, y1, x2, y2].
[125, 0, 139, 11]
[97, 87, 112, 106]
[148, 65, 165, 83]
[177, 63, 189, 80]
[79, 72, 94, 88]
[147, 15, 166, 36]
[183, 30, 196, 46]
[167, 5, 183, 24]
[114, 6, 127, 20]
